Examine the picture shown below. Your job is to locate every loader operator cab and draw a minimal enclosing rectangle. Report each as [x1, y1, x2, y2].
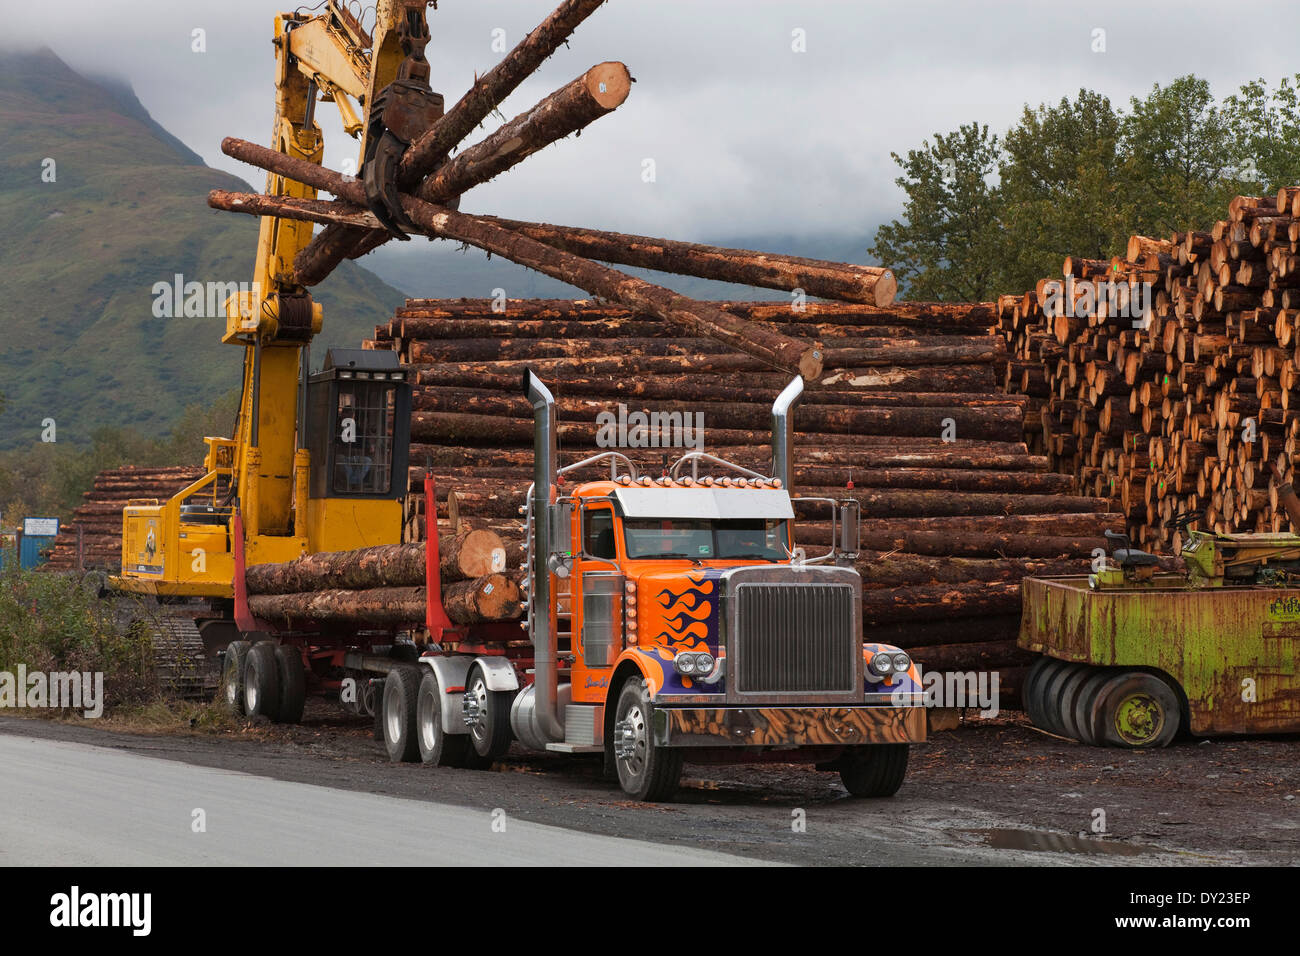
[306, 349, 411, 500]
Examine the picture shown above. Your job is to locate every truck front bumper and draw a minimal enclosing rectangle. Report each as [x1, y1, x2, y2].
[652, 705, 926, 748]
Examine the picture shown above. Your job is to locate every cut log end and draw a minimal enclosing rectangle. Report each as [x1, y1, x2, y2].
[585, 61, 632, 109]
[873, 270, 898, 308]
[799, 346, 825, 381]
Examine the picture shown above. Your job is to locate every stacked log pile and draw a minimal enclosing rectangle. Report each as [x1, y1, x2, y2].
[42, 466, 204, 571]
[998, 187, 1300, 552]
[369, 297, 1125, 701]
[245, 532, 520, 629]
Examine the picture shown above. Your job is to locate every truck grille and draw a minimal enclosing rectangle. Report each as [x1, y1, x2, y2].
[733, 582, 856, 693]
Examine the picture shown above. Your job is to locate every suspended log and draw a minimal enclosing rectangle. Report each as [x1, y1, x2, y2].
[480, 216, 897, 306]
[296, 0, 611, 280]
[210, 154, 825, 379]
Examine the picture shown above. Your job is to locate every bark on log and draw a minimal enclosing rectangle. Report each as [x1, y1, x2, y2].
[480, 216, 897, 306]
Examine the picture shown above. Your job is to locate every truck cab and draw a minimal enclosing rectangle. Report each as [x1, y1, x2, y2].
[497, 371, 925, 800]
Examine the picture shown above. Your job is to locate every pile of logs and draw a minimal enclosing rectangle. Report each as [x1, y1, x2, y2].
[998, 187, 1300, 552]
[42, 466, 203, 571]
[245, 531, 519, 629]
[370, 297, 1125, 703]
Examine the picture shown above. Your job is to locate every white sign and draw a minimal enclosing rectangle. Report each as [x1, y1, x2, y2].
[23, 517, 59, 537]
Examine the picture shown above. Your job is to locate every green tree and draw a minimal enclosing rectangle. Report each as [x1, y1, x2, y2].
[1221, 75, 1300, 195]
[1121, 75, 1239, 234]
[869, 123, 1005, 301]
[997, 90, 1131, 291]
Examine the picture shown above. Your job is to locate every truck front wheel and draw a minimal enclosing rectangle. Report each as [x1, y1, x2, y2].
[839, 744, 909, 797]
[611, 677, 682, 802]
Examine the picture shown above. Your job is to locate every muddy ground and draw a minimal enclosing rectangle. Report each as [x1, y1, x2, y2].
[3, 702, 1296, 866]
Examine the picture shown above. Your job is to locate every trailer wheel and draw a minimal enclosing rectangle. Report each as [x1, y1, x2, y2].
[463, 665, 514, 764]
[243, 642, 282, 721]
[1057, 667, 1097, 742]
[275, 644, 307, 724]
[383, 666, 421, 762]
[1069, 669, 1116, 745]
[839, 743, 910, 798]
[611, 676, 682, 802]
[1097, 672, 1181, 748]
[417, 670, 469, 767]
[370, 679, 385, 741]
[1039, 662, 1081, 736]
[1023, 656, 1064, 729]
[221, 641, 250, 715]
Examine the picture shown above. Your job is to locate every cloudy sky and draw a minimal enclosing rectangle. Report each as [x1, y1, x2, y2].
[12, 0, 1300, 246]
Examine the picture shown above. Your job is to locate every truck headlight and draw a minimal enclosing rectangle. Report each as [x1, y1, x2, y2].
[694, 653, 715, 675]
[892, 652, 911, 674]
[871, 652, 895, 676]
[675, 652, 718, 676]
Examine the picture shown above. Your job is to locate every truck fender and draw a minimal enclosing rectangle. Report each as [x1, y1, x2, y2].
[421, 656, 521, 734]
[610, 648, 665, 697]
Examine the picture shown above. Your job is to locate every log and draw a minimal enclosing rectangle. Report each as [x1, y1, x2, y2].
[480, 217, 897, 306]
[246, 543, 428, 594]
[296, 0, 610, 280]
[248, 587, 427, 627]
[441, 573, 522, 624]
[210, 157, 826, 379]
[439, 527, 509, 579]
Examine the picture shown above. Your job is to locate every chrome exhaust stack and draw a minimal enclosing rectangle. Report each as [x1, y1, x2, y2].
[522, 369, 565, 743]
[772, 376, 804, 491]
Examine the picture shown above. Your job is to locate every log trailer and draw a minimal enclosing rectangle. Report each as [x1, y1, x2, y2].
[297, 372, 924, 801]
[1019, 471, 1300, 747]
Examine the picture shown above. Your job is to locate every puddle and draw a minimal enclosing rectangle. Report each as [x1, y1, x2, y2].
[965, 828, 1150, 857]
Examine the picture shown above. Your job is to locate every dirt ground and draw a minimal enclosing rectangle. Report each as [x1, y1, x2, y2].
[3, 701, 1296, 866]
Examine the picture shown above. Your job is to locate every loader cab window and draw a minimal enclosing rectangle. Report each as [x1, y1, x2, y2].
[332, 380, 395, 495]
[583, 507, 617, 560]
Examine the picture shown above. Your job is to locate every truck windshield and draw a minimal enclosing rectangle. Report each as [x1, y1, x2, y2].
[622, 518, 788, 561]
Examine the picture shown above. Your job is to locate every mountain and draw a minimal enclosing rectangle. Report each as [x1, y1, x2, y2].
[0, 48, 406, 450]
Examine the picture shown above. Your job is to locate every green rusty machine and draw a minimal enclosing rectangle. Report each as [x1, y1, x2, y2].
[1019, 485, 1300, 748]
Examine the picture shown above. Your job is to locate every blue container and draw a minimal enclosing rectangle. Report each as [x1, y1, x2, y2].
[19, 517, 60, 569]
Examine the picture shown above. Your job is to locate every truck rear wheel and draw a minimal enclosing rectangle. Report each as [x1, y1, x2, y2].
[383, 666, 421, 762]
[611, 677, 682, 802]
[839, 744, 909, 797]
[417, 670, 469, 767]
[221, 641, 250, 715]
[1097, 672, 1181, 748]
[243, 642, 281, 721]
[275, 644, 307, 724]
[463, 665, 513, 764]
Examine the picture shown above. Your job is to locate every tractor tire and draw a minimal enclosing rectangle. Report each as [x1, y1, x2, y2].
[1069, 669, 1117, 746]
[611, 677, 682, 802]
[382, 666, 421, 763]
[1057, 667, 1097, 742]
[463, 664, 514, 765]
[243, 642, 282, 721]
[839, 743, 910, 798]
[1023, 656, 1064, 729]
[275, 644, 307, 724]
[221, 640, 250, 715]
[1097, 672, 1181, 748]
[417, 669, 470, 767]
[1039, 662, 1081, 736]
